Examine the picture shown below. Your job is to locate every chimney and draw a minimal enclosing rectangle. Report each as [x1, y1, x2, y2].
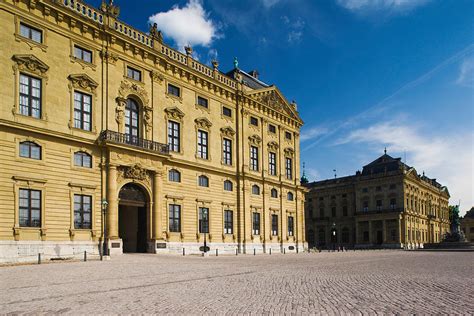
[249, 70, 259, 79]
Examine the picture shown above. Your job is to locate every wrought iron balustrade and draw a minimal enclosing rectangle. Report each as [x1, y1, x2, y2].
[99, 130, 169, 155]
[356, 207, 404, 215]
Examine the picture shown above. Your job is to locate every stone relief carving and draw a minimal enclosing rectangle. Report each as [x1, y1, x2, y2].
[115, 97, 126, 125]
[248, 134, 262, 145]
[117, 164, 151, 187]
[99, 50, 119, 65]
[68, 74, 98, 93]
[220, 126, 235, 138]
[150, 70, 164, 83]
[164, 107, 185, 121]
[12, 54, 49, 78]
[118, 80, 149, 105]
[268, 141, 279, 151]
[195, 117, 212, 129]
[284, 147, 294, 156]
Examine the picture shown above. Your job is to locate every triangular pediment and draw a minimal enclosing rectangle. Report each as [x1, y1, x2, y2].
[12, 54, 49, 76]
[165, 107, 185, 120]
[195, 117, 212, 129]
[220, 126, 235, 137]
[247, 86, 302, 123]
[68, 74, 99, 91]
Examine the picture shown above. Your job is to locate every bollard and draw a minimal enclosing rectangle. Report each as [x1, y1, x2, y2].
[183, 248, 185, 256]
[296, 247, 299, 254]
[216, 249, 218, 256]
[270, 248, 272, 255]
[284, 248, 286, 254]
[236, 248, 238, 256]
[84, 251, 87, 262]
[38, 253, 41, 264]
[254, 248, 256, 256]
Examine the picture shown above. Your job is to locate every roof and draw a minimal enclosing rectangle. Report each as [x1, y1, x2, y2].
[225, 68, 270, 90]
[464, 207, 474, 219]
[361, 154, 408, 175]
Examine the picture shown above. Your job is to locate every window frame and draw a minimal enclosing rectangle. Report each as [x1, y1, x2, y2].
[222, 138, 232, 165]
[269, 152, 277, 176]
[19, 22, 43, 43]
[167, 120, 180, 152]
[74, 151, 92, 168]
[250, 146, 259, 171]
[169, 204, 181, 232]
[19, 141, 41, 160]
[271, 188, 278, 198]
[74, 194, 92, 229]
[250, 116, 259, 126]
[197, 95, 209, 108]
[287, 192, 294, 201]
[199, 207, 209, 234]
[73, 91, 92, 131]
[285, 131, 292, 140]
[285, 157, 293, 180]
[288, 216, 294, 236]
[126, 66, 142, 81]
[168, 169, 181, 182]
[252, 212, 260, 235]
[224, 180, 233, 192]
[271, 214, 278, 236]
[19, 188, 42, 227]
[19, 73, 42, 119]
[73, 45, 93, 63]
[197, 130, 209, 159]
[224, 210, 233, 234]
[268, 124, 276, 134]
[198, 175, 209, 187]
[168, 83, 181, 97]
[222, 106, 232, 118]
[252, 185, 260, 195]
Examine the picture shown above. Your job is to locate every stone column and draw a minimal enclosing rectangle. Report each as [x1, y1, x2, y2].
[382, 220, 387, 243]
[153, 170, 164, 240]
[107, 164, 119, 239]
[398, 216, 403, 244]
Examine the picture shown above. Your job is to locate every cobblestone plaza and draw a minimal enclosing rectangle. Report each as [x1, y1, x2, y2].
[1, 251, 473, 314]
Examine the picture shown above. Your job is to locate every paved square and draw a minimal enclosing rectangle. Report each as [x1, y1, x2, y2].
[0, 251, 473, 314]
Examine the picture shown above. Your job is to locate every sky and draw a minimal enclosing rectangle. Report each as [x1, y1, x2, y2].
[91, 0, 473, 215]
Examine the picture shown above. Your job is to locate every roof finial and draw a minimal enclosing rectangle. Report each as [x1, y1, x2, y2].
[333, 169, 337, 179]
[301, 162, 309, 184]
[384, 147, 387, 155]
[233, 57, 239, 70]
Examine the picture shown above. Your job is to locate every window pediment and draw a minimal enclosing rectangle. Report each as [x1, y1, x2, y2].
[118, 80, 149, 105]
[268, 141, 279, 151]
[12, 54, 49, 77]
[68, 74, 98, 93]
[165, 107, 185, 121]
[248, 134, 261, 145]
[284, 147, 294, 156]
[220, 126, 235, 137]
[195, 117, 212, 129]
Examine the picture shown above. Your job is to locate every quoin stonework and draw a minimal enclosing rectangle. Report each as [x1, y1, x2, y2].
[0, 0, 306, 263]
[304, 153, 450, 249]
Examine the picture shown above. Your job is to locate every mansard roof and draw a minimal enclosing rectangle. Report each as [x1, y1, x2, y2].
[225, 69, 270, 90]
[361, 154, 408, 175]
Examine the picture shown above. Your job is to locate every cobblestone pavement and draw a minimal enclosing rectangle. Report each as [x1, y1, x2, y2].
[0, 251, 473, 315]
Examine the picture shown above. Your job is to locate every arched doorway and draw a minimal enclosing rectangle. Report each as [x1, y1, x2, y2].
[118, 183, 148, 253]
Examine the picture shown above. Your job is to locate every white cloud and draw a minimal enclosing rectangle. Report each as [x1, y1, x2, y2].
[301, 126, 328, 142]
[337, 0, 430, 14]
[456, 57, 474, 88]
[281, 16, 305, 43]
[337, 121, 474, 214]
[261, 0, 281, 8]
[148, 0, 220, 50]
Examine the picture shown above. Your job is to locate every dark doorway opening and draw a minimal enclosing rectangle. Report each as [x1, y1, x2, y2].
[376, 230, 383, 244]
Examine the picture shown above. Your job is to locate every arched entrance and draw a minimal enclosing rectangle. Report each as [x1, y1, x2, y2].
[118, 183, 148, 253]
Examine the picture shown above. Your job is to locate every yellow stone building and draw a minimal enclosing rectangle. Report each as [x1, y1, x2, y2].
[0, 0, 306, 262]
[304, 153, 450, 249]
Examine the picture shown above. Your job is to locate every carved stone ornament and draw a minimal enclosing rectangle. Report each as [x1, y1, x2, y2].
[124, 164, 148, 181]
[144, 106, 153, 132]
[118, 80, 149, 105]
[99, 50, 119, 65]
[115, 97, 126, 125]
[68, 74, 98, 93]
[195, 117, 212, 129]
[12, 54, 49, 77]
[248, 134, 262, 145]
[284, 147, 294, 156]
[164, 107, 185, 121]
[220, 127, 235, 138]
[150, 70, 164, 83]
[268, 141, 279, 151]
[253, 90, 297, 119]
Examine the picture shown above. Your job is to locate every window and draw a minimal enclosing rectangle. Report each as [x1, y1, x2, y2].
[287, 192, 294, 201]
[199, 207, 209, 233]
[390, 229, 396, 241]
[74, 194, 91, 229]
[222, 106, 232, 117]
[74, 45, 92, 63]
[167, 121, 180, 152]
[74, 91, 92, 131]
[271, 188, 278, 198]
[223, 138, 232, 165]
[20, 23, 42, 43]
[197, 130, 208, 159]
[268, 124, 276, 133]
[389, 184, 396, 190]
[288, 216, 294, 236]
[74, 151, 92, 168]
[362, 201, 369, 212]
[250, 116, 259, 126]
[168, 169, 181, 182]
[127, 66, 141, 81]
[269, 152, 276, 176]
[285, 131, 292, 140]
[197, 96, 208, 108]
[250, 146, 259, 171]
[19, 141, 41, 160]
[19, 74, 41, 118]
[252, 185, 260, 195]
[342, 228, 350, 243]
[376, 186, 382, 192]
[363, 231, 369, 242]
[376, 200, 382, 211]
[125, 98, 139, 142]
[252, 212, 260, 235]
[331, 206, 336, 217]
[19, 189, 41, 227]
[224, 210, 233, 234]
[362, 188, 368, 193]
[168, 84, 180, 97]
[342, 205, 348, 217]
[198, 175, 209, 187]
[390, 198, 396, 209]
[319, 208, 325, 218]
[271, 214, 278, 236]
[319, 197, 324, 201]
[224, 180, 233, 192]
[169, 204, 181, 232]
[285, 158, 292, 180]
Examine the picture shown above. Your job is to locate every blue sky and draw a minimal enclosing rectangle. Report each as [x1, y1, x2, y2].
[92, 0, 473, 214]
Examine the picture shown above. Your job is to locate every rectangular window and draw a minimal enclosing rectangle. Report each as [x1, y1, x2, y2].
[363, 201, 369, 212]
[197, 130, 208, 159]
[168, 84, 180, 97]
[250, 116, 258, 126]
[224, 210, 233, 234]
[222, 106, 232, 117]
[74, 91, 92, 131]
[74, 45, 92, 63]
[19, 74, 41, 118]
[285, 158, 293, 180]
[169, 204, 181, 232]
[343, 205, 348, 216]
[319, 208, 325, 218]
[74, 194, 92, 229]
[250, 146, 259, 171]
[390, 198, 396, 209]
[269, 152, 276, 176]
[20, 23, 42, 43]
[376, 200, 382, 211]
[285, 131, 292, 140]
[288, 216, 294, 236]
[268, 124, 276, 133]
[271, 214, 278, 236]
[127, 66, 141, 81]
[331, 207, 336, 217]
[199, 207, 209, 233]
[252, 212, 260, 235]
[19, 189, 41, 227]
[223, 138, 232, 165]
[197, 96, 208, 108]
[362, 188, 368, 193]
[167, 121, 180, 152]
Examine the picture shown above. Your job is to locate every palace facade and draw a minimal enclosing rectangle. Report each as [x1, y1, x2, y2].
[461, 207, 474, 242]
[0, 0, 306, 263]
[304, 153, 450, 249]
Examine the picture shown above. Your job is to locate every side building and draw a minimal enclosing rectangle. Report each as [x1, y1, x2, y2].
[0, 0, 306, 263]
[304, 153, 450, 249]
[461, 207, 474, 242]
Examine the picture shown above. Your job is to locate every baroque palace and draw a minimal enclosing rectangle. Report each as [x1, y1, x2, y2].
[0, 0, 306, 262]
[304, 152, 450, 249]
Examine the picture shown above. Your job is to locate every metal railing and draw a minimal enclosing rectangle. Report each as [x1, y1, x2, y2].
[356, 207, 404, 215]
[99, 130, 169, 155]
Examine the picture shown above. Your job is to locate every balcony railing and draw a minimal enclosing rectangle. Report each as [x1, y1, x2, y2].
[99, 130, 169, 155]
[356, 207, 404, 215]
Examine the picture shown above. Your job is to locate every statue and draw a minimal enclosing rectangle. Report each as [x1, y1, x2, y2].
[442, 205, 467, 243]
[149, 23, 163, 43]
[233, 57, 238, 70]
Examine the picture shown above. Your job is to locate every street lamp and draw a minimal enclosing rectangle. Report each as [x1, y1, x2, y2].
[101, 199, 109, 259]
[331, 222, 336, 251]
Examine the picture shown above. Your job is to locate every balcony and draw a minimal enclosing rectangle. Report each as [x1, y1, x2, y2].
[99, 130, 169, 155]
[356, 207, 404, 215]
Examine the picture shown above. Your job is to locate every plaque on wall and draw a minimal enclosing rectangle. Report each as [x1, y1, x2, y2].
[288, 246, 295, 250]
[156, 243, 167, 249]
[111, 242, 121, 248]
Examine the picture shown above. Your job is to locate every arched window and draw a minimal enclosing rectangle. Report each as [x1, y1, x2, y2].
[19, 141, 41, 160]
[224, 180, 233, 191]
[198, 175, 209, 187]
[252, 185, 260, 195]
[168, 169, 181, 182]
[74, 151, 92, 168]
[287, 192, 294, 201]
[342, 227, 350, 243]
[271, 188, 278, 198]
[125, 98, 139, 142]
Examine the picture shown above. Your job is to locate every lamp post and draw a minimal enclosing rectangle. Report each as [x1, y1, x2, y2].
[331, 222, 336, 251]
[101, 199, 109, 259]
